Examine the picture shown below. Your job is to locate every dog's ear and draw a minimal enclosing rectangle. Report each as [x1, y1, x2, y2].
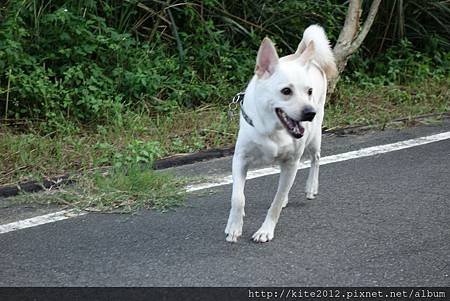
[255, 38, 279, 79]
[295, 41, 306, 56]
[297, 41, 315, 65]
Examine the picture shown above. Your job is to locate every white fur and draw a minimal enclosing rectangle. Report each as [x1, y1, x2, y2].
[225, 25, 336, 243]
[296, 25, 337, 79]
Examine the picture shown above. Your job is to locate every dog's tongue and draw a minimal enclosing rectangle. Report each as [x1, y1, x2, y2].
[275, 108, 305, 139]
[297, 123, 305, 136]
[285, 114, 304, 138]
[292, 120, 304, 137]
[285, 116, 304, 139]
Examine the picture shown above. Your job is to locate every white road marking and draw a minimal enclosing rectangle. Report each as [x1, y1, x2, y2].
[1, 131, 449, 234]
[186, 131, 450, 192]
[0, 209, 87, 234]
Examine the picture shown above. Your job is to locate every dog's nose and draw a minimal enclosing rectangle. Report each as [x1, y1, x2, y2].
[301, 106, 316, 122]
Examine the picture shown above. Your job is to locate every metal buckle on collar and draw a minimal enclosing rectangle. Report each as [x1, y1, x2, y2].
[228, 91, 254, 127]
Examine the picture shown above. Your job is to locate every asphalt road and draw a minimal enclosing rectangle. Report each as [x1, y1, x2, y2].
[1, 122, 449, 286]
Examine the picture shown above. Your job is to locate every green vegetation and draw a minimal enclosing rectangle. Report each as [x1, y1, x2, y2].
[12, 164, 187, 212]
[0, 0, 449, 211]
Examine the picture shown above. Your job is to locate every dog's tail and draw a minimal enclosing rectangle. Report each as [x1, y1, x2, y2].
[297, 25, 337, 79]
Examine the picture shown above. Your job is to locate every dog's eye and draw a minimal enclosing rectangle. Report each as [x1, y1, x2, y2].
[281, 87, 292, 96]
[307, 88, 313, 96]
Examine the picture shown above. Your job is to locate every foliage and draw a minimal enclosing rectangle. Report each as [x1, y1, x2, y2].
[327, 77, 449, 127]
[1, 0, 448, 131]
[363, 0, 450, 54]
[346, 39, 450, 86]
[11, 163, 188, 212]
[0, 0, 254, 129]
[0, 107, 239, 185]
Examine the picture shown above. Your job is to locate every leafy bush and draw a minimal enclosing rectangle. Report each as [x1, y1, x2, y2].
[363, 0, 450, 54]
[0, 0, 448, 133]
[345, 39, 449, 87]
[0, 0, 255, 129]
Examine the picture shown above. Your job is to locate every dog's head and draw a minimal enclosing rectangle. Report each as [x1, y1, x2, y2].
[253, 38, 319, 139]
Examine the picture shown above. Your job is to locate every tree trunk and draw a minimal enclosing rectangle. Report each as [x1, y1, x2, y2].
[329, 0, 382, 94]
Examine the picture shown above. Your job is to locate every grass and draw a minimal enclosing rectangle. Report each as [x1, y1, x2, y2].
[10, 164, 188, 213]
[325, 77, 449, 128]
[0, 107, 238, 185]
[1, 75, 449, 212]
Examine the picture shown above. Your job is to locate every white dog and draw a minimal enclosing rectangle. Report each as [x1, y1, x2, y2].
[225, 25, 337, 243]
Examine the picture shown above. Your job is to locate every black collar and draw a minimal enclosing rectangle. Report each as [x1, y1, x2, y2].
[233, 92, 254, 127]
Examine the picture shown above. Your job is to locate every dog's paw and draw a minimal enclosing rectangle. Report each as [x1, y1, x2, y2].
[225, 229, 242, 243]
[306, 191, 319, 199]
[306, 192, 316, 200]
[282, 197, 288, 208]
[252, 225, 274, 243]
[225, 218, 243, 243]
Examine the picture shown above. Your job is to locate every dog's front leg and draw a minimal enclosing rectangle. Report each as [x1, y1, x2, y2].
[305, 136, 321, 199]
[225, 154, 248, 242]
[252, 160, 298, 243]
[305, 152, 320, 199]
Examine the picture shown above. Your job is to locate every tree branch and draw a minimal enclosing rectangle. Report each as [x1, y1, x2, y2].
[329, 0, 382, 95]
[347, 0, 382, 54]
[335, 0, 361, 53]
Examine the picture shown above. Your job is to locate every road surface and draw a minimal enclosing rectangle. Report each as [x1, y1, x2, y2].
[0, 121, 449, 286]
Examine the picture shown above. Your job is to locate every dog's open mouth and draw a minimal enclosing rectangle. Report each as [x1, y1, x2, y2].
[275, 108, 304, 139]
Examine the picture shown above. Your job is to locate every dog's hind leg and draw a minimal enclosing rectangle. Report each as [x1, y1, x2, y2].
[252, 160, 298, 243]
[305, 136, 321, 199]
[225, 154, 248, 243]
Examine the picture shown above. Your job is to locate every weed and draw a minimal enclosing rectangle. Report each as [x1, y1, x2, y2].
[12, 164, 188, 213]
